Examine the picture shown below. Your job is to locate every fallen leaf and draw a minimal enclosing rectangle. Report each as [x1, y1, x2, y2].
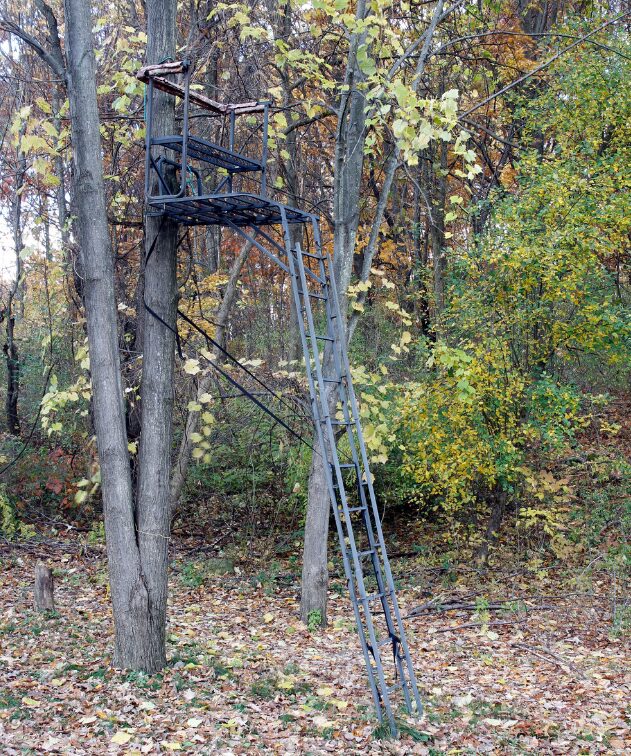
[317, 687, 334, 697]
[111, 731, 133, 745]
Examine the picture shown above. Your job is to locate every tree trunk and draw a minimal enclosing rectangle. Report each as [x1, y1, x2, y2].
[475, 487, 508, 565]
[299, 0, 368, 624]
[299, 104, 366, 624]
[300, 448, 330, 624]
[4, 316, 19, 436]
[63, 0, 148, 670]
[132, 0, 179, 672]
[430, 141, 448, 321]
[34, 564, 54, 612]
[4, 127, 26, 435]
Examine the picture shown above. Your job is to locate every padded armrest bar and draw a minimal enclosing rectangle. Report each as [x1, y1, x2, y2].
[137, 61, 265, 115]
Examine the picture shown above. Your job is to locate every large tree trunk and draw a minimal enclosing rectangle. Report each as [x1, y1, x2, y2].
[63, 0, 146, 668]
[132, 0, 179, 672]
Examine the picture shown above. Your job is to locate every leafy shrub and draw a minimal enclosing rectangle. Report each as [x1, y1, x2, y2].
[395, 342, 583, 520]
[0, 485, 35, 541]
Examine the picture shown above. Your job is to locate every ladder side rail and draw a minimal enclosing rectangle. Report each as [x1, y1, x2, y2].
[318, 249, 410, 692]
[279, 213, 384, 718]
[261, 104, 269, 197]
[293, 240, 396, 732]
[323, 245, 423, 716]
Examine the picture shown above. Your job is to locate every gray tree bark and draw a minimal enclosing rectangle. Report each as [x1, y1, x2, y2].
[34, 564, 54, 612]
[133, 0, 179, 672]
[65, 0, 180, 672]
[63, 0, 146, 668]
[5, 127, 25, 435]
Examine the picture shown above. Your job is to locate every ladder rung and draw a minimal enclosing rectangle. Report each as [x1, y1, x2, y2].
[359, 549, 375, 558]
[299, 250, 326, 261]
[307, 333, 334, 342]
[363, 589, 390, 602]
[344, 505, 367, 513]
[387, 681, 407, 694]
[338, 463, 358, 470]
[330, 420, 355, 426]
[297, 290, 328, 300]
[323, 377, 342, 384]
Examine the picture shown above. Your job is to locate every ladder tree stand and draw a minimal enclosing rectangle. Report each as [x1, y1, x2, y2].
[138, 59, 422, 736]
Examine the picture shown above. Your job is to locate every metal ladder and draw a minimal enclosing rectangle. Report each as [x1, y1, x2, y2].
[280, 210, 422, 735]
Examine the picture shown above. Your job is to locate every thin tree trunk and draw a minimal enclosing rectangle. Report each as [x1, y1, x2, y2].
[4, 125, 26, 435]
[475, 487, 508, 565]
[431, 140, 448, 321]
[300, 0, 446, 623]
[4, 314, 19, 435]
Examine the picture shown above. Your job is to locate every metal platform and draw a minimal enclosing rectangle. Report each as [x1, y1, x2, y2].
[147, 193, 311, 227]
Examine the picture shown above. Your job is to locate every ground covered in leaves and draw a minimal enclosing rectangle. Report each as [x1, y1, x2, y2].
[0, 536, 629, 755]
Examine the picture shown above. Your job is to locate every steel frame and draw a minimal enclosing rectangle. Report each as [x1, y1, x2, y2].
[139, 59, 422, 737]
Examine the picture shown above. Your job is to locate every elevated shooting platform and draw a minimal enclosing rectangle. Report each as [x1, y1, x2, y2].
[138, 59, 422, 737]
[138, 59, 310, 227]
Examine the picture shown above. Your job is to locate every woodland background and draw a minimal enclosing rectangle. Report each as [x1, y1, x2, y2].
[0, 0, 629, 752]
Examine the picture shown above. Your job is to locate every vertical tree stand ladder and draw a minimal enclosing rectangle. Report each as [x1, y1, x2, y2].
[138, 59, 422, 735]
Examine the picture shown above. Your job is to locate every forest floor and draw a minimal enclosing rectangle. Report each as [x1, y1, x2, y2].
[0, 530, 629, 755]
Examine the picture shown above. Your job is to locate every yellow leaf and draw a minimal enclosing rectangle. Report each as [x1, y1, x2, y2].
[22, 697, 41, 707]
[183, 359, 200, 375]
[111, 731, 133, 745]
[263, 612, 274, 623]
[276, 675, 295, 690]
[317, 687, 333, 697]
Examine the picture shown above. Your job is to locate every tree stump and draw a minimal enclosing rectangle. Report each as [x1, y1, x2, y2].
[34, 564, 55, 612]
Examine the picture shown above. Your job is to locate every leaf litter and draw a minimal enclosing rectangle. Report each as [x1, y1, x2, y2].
[0, 541, 629, 754]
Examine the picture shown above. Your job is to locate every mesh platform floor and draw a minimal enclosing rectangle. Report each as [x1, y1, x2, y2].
[147, 193, 312, 227]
